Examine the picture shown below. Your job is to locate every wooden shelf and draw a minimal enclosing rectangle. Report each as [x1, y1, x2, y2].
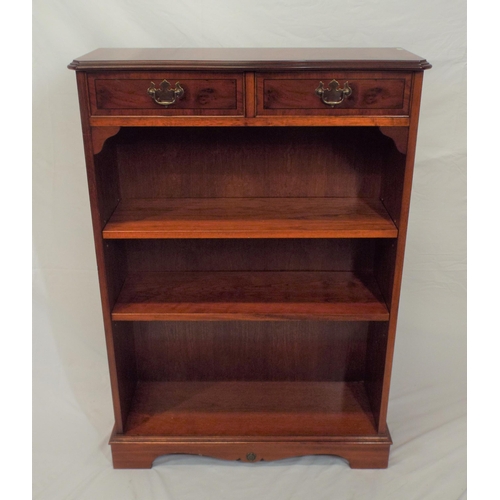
[125, 381, 378, 437]
[112, 271, 389, 321]
[103, 198, 397, 239]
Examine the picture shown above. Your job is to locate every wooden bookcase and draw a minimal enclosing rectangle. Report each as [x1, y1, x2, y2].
[69, 48, 430, 469]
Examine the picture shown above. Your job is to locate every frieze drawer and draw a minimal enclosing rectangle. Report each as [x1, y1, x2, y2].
[256, 71, 412, 116]
[88, 71, 244, 116]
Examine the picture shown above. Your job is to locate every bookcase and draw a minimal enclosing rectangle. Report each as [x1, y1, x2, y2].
[69, 48, 430, 468]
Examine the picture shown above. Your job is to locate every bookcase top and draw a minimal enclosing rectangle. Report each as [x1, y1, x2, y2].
[68, 47, 431, 71]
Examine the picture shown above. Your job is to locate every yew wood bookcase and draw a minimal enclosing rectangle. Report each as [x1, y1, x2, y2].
[68, 48, 430, 469]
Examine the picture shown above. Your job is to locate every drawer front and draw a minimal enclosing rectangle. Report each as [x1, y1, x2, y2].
[257, 72, 411, 116]
[88, 72, 244, 116]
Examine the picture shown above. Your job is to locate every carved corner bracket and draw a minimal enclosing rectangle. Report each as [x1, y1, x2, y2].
[378, 127, 408, 155]
[92, 126, 121, 155]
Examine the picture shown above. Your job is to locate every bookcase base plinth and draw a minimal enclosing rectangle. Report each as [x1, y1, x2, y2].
[110, 433, 392, 469]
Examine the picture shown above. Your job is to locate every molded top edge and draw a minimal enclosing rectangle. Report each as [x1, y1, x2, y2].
[68, 48, 431, 71]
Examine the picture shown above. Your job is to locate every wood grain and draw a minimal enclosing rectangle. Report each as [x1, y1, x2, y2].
[109, 435, 392, 468]
[133, 321, 370, 382]
[124, 381, 378, 436]
[89, 115, 410, 127]
[115, 126, 388, 199]
[111, 322, 137, 426]
[379, 126, 409, 154]
[88, 71, 244, 116]
[124, 238, 377, 273]
[75, 72, 128, 431]
[244, 72, 256, 118]
[365, 322, 390, 429]
[112, 271, 389, 321]
[68, 47, 431, 71]
[257, 72, 411, 116]
[103, 198, 398, 239]
[376, 71, 426, 432]
[91, 126, 121, 155]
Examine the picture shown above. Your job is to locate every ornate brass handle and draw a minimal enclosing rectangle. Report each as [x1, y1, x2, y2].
[315, 79, 352, 108]
[147, 80, 184, 107]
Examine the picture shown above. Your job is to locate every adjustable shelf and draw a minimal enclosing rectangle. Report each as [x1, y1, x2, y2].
[103, 198, 398, 239]
[112, 271, 389, 321]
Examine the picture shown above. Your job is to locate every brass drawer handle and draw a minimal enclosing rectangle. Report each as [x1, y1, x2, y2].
[147, 80, 185, 107]
[315, 79, 352, 108]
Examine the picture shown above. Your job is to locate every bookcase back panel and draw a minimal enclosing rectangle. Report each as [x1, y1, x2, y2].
[124, 239, 376, 273]
[113, 127, 392, 199]
[132, 321, 369, 382]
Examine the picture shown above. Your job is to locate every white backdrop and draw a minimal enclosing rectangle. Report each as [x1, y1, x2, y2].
[33, 1, 466, 499]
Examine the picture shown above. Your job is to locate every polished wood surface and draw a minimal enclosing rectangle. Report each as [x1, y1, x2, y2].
[258, 71, 411, 116]
[76, 72, 129, 432]
[113, 126, 389, 199]
[125, 381, 377, 436]
[112, 271, 389, 321]
[103, 198, 397, 239]
[365, 322, 390, 429]
[376, 71, 426, 432]
[244, 72, 256, 117]
[91, 126, 121, 154]
[68, 48, 431, 71]
[70, 48, 429, 468]
[110, 436, 392, 469]
[89, 115, 410, 127]
[124, 238, 376, 272]
[379, 126, 408, 154]
[88, 71, 244, 116]
[133, 321, 369, 382]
